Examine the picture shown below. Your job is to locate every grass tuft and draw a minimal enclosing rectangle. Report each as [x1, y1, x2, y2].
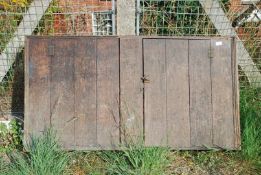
[1, 128, 70, 175]
[98, 143, 171, 175]
[0, 88, 260, 175]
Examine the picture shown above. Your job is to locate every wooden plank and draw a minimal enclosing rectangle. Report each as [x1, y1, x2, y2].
[0, 0, 52, 82]
[211, 39, 234, 148]
[50, 39, 76, 149]
[199, 0, 261, 87]
[189, 39, 213, 148]
[24, 38, 30, 142]
[120, 37, 143, 144]
[143, 39, 167, 146]
[74, 38, 97, 149]
[96, 38, 120, 149]
[24, 38, 50, 142]
[166, 39, 190, 148]
[232, 37, 241, 149]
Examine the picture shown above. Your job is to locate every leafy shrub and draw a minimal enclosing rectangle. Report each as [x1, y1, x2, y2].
[0, 119, 23, 152]
[0, 0, 29, 10]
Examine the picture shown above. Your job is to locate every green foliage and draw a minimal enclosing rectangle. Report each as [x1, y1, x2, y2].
[34, 0, 63, 35]
[0, 0, 30, 52]
[0, 129, 70, 175]
[99, 144, 171, 175]
[240, 87, 261, 164]
[140, 0, 217, 36]
[0, 0, 29, 10]
[0, 119, 22, 153]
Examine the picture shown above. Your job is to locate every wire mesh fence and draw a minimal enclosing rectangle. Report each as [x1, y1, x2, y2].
[0, 0, 115, 118]
[0, 0, 260, 118]
[137, 0, 261, 87]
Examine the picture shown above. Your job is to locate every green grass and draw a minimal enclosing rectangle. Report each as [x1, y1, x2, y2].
[0, 128, 171, 175]
[240, 87, 261, 165]
[0, 87, 261, 175]
[0, 156, 9, 174]
[0, 129, 70, 175]
[68, 142, 171, 175]
[190, 87, 261, 174]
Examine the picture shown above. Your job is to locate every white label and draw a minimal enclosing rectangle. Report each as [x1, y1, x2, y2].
[216, 41, 223, 46]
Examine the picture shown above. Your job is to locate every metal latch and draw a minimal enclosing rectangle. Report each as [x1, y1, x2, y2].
[141, 75, 150, 83]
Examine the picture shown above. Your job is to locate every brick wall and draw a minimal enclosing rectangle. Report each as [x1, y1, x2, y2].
[52, 0, 113, 35]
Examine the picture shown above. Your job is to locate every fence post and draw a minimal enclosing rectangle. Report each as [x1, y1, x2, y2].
[0, 0, 52, 82]
[199, 0, 261, 87]
[117, 0, 136, 35]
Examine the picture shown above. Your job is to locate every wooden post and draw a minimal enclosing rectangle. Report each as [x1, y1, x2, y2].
[117, 0, 136, 35]
[199, 0, 261, 87]
[0, 0, 52, 82]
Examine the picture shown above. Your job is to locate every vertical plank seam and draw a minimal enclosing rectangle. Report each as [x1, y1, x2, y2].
[235, 38, 240, 149]
[235, 38, 238, 148]
[210, 40, 214, 147]
[48, 40, 50, 128]
[119, 38, 122, 144]
[187, 39, 191, 148]
[24, 38, 29, 141]
[234, 38, 239, 148]
[233, 37, 238, 148]
[139, 38, 143, 142]
[73, 39, 76, 149]
[188, 40, 192, 148]
[28, 39, 31, 135]
[142, 38, 145, 143]
[165, 39, 168, 145]
[232, 37, 240, 148]
[231, 38, 236, 148]
[49, 39, 53, 128]
[95, 38, 98, 146]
